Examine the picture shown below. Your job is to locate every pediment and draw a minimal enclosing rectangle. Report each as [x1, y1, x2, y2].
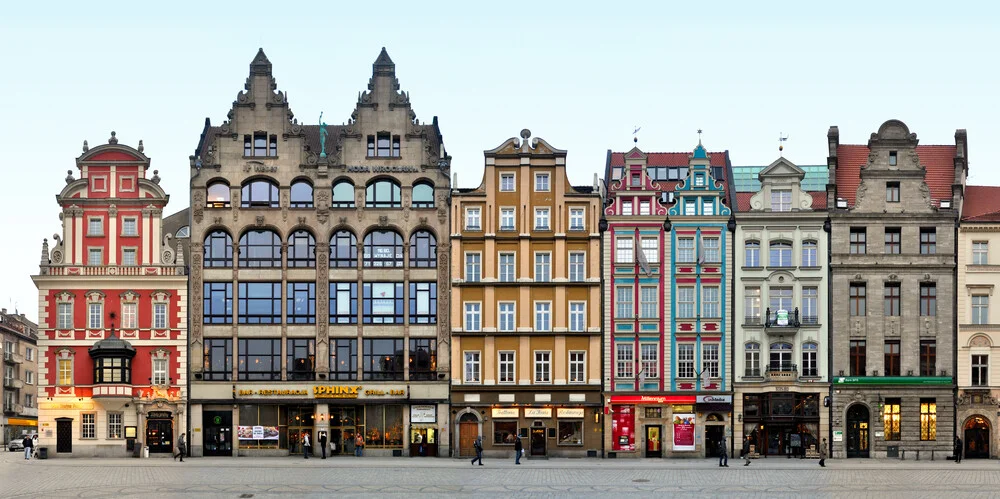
[759, 157, 805, 180]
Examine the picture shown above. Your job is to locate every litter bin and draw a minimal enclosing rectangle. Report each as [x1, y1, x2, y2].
[38, 447, 48, 459]
[143, 446, 149, 458]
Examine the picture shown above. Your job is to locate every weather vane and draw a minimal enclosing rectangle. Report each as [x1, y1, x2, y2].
[779, 133, 788, 156]
[697, 129, 703, 145]
[633, 126, 641, 144]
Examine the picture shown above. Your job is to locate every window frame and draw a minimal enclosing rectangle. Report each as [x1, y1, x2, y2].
[534, 207, 551, 230]
[237, 338, 282, 381]
[329, 282, 359, 324]
[290, 180, 314, 208]
[464, 302, 482, 332]
[883, 282, 901, 317]
[568, 252, 585, 282]
[972, 354, 989, 387]
[203, 230, 233, 268]
[534, 350, 552, 384]
[287, 230, 316, 268]
[237, 282, 282, 325]
[884, 227, 901, 255]
[408, 282, 437, 324]
[464, 351, 481, 384]
[534, 173, 550, 192]
[330, 230, 358, 268]
[465, 207, 481, 231]
[534, 301, 552, 332]
[616, 343, 634, 380]
[287, 338, 316, 381]
[677, 344, 695, 379]
[240, 179, 280, 208]
[362, 282, 404, 325]
[973, 241, 989, 265]
[849, 340, 866, 376]
[920, 399, 937, 441]
[238, 230, 281, 268]
[972, 294, 989, 325]
[569, 301, 586, 332]
[500, 207, 516, 231]
[534, 252, 551, 282]
[330, 339, 358, 381]
[569, 208, 585, 231]
[362, 338, 404, 381]
[769, 241, 792, 267]
[411, 182, 435, 208]
[331, 180, 356, 208]
[409, 230, 437, 268]
[616, 237, 634, 264]
[499, 173, 516, 192]
[849, 283, 867, 317]
[770, 189, 792, 211]
[920, 227, 936, 254]
[850, 228, 867, 254]
[920, 339, 936, 377]
[745, 240, 761, 267]
[569, 351, 586, 384]
[365, 179, 402, 208]
[886, 182, 900, 203]
[363, 230, 404, 268]
[203, 338, 233, 381]
[286, 282, 317, 324]
[498, 302, 516, 332]
[464, 252, 482, 282]
[498, 252, 516, 282]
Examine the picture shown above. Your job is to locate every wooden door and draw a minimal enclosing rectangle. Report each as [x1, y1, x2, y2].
[56, 418, 73, 453]
[459, 422, 477, 457]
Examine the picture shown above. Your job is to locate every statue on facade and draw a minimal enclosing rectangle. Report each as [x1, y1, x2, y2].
[319, 112, 328, 158]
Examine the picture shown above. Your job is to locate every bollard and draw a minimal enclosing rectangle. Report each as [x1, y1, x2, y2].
[916, 450, 920, 461]
[931, 450, 934, 461]
[901, 449, 905, 460]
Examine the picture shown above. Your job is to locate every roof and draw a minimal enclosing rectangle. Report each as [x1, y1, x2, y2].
[962, 186, 1000, 222]
[731, 165, 829, 192]
[835, 144, 956, 207]
[735, 191, 827, 212]
[610, 151, 728, 168]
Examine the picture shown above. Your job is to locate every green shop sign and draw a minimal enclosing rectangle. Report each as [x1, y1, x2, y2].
[834, 376, 953, 386]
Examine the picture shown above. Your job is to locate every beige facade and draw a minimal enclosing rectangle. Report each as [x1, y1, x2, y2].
[2, 310, 39, 447]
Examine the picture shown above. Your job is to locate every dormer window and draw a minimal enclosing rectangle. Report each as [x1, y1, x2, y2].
[631, 173, 641, 187]
[889, 151, 898, 166]
[770, 190, 791, 211]
[694, 174, 705, 186]
[368, 133, 400, 158]
[245, 133, 277, 157]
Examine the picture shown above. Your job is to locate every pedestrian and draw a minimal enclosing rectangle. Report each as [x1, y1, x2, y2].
[302, 431, 311, 459]
[355, 434, 365, 457]
[22, 435, 33, 460]
[818, 438, 827, 467]
[318, 431, 328, 459]
[174, 433, 186, 462]
[31, 434, 39, 459]
[471, 436, 484, 466]
[955, 436, 963, 464]
[742, 436, 752, 466]
[719, 436, 728, 467]
[514, 435, 523, 465]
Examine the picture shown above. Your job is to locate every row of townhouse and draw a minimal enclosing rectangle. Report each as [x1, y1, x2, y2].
[28, 49, 1000, 462]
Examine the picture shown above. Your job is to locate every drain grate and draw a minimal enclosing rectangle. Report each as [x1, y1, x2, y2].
[239, 494, 254, 498]
[633, 479, 650, 483]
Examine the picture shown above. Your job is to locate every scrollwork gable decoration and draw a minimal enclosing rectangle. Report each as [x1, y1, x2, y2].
[85, 290, 106, 304]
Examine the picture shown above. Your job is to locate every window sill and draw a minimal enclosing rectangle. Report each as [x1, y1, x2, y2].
[86, 233, 105, 238]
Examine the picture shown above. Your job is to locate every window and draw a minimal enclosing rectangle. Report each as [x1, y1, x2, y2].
[408, 338, 436, 381]
[849, 283, 866, 316]
[639, 344, 658, 381]
[498, 302, 515, 332]
[464, 351, 481, 383]
[82, 413, 96, 439]
[534, 351, 551, 383]
[702, 344, 720, 378]
[616, 237, 634, 263]
[569, 252, 585, 282]
[330, 339, 357, 380]
[57, 302, 73, 329]
[639, 286, 657, 319]
[883, 227, 901, 255]
[677, 237, 695, 263]
[289, 180, 313, 208]
[850, 340, 866, 376]
[677, 344, 695, 378]
[769, 241, 792, 267]
[569, 351, 586, 383]
[252, 132, 270, 156]
[175, 226, 189, 238]
[744, 287, 761, 324]
[94, 356, 131, 383]
[329, 282, 358, 324]
[363, 338, 404, 381]
[203, 338, 232, 381]
[88, 218, 103, 236]
[206, 182, 230, 208]
[368, 132, 398, 158]
[802, 343, 818, 376]
[694, 174, 705, 186]
[569, 302, 586, 332]
[203, 231, 233, 268]
[331, 180, 355, 208]
[702, 199, 714, 215]
[535, 302, 551, 331]
[241, 179, 279, 208]
[330, 230, 358, 268]
[702, 237, 720, 263]
[534, 253, 551, 282]
[972, 295, 989, 325]
[365, 179, 402, 208]
[121, 302, 137, 329]
[639, 200, 650, 216]
[850, 228, 866, 254]
[616, 343, 634, 379]
[287, 339, 316, 380]
[121, 218, 138, 237]
[677, 286, 695, 318]
[535, 173, 550, 192]
[25, 370, 34, 384]
[801, 241, 817, 266]
[286, 282, 316, 324]
[972, 354, 989, 387]
[615, 286, 633, 319]
[88, 248, 102, 266]
[238, 282, 281, 324]
[366, 135, 375, 157]
[494, 420, 518, 445]
[464, 303, 481, 331]
[25, 348, 33, 362]
[920, 228, 936, 254]
[920, 339, 936, 376]
[884, 340, 900, 376]
[771, 190, 791, 211]
[464, 253, 481, 282]
[500, 208, 515, 231]
[362, 283, 404, 324]
[883, 398, 901, 441]
[702, 286, 720, 318]
[637, 238, 658, 266]
[465, 207, 481, 230]
[411, 183, 434, 208]
[889, 151, 898, 166]
[408, 230, 437, 268]
[534, 208, 550, 230]
[88, 302, 103, 329]
[622, 201, 633, 216]
[769, 287, 793, 318]
[745, 343, 761, 377]
[769, 342, 792, 371]
[58, 358, 73, 385]
[684, 200, 696, 216]
[121, 248, 137, 266]
[973, 241, 989, 265]
[238, 230, 281, 268]
[630, 173, 641, 187]
[570, 208, 585, 230]
[920, 399, 937, 440]
[885, 182, 901, 203]
[920, 283, 936, 316]
[500, 173, 515, 192]
[801, 287, 818, 324]
[883, 282, 900, 316]
[497, 351, 517, 384]
[287, 230, 316, 268]
[152, 357, 168, 385]
[109, 413, 126, 439]
[363, 230, 404, 268]
[499, 253, 515, 282]
[745, 241, 761, 267]
[408, 282, 437, 324]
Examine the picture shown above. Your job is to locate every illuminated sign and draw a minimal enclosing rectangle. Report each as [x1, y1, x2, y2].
[524, 408, 552, 418]
[557, 408, 585, 418]
[491, 408, 519, 418]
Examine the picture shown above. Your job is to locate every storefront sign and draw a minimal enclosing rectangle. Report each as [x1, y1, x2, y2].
[410, 405, 436, 423]
[609, 395, 696, 405]
[697, 395, 733, 404]
[239, 389, 309, 396]
[524, 408, 552, 418]
[833, 430, 843, 442]
[347, 165, 420, 174]
[147, 411, 172, 419]
[314, 385, 362, 398]
[557, 408, 585, 418]
[672, 414, 696, 452]
[834, 376, 953, 385]
[39, 401, 94, 410]
[5, 418, 37, 426]
[612, 405, 635, 451]
[233, 385, 407, 399]
[492, 408, 519, 418]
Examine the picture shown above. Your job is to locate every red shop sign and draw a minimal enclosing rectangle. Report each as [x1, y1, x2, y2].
[609, 395, 696, 405]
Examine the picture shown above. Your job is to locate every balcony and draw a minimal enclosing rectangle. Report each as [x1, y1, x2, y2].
[20, 406, 37, 417]
[765, 362, 799, 382]
[764, 308, 801, 336]
[2, 404, 13, 415]
[3, 352, 24, 364]
[10, 379, 24, 389]
[92, 384, 134, 399]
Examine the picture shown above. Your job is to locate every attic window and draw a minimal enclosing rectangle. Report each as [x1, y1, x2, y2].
[889, 151, 898, 166]
[612, 167, 623, 180]
[631, 174, 641, 187]
[694, 174, 705, 186]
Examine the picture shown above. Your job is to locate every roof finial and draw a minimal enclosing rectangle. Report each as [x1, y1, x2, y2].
[779, 132, 788, 157]
[633, 126, 641, 145]
[697, 129, 703, 146]
[108, 131, 118, 145]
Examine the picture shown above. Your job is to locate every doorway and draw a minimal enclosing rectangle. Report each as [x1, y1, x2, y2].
[203, 411, 232, 456]
[458, 413, 479, 457]
[56, 418, 73, 453]
[146, 418, 174, 453]
[705, 425, 724, 458]
[530, 427, 546, 456]
[645, 425, 662, 458]
[409, 427, 437, 457]
[964, 416, 991, 459]
[846, 404, 870, 458]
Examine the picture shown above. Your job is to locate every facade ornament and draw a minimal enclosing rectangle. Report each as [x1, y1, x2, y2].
[108, 204, 118, 218]
[82, 140, 89, 153]
[65, 170, 74, 184]
[255, 215, 265, 226]
[138, 140, 144, 153]
[40, 238, 50, 268]
[379, 215, 389, 227]
[151, 170, 160, 184]
[319, 112, 328, 158]
[108, 131, 118, 144]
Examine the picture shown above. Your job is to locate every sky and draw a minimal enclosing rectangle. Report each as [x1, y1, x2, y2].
[1, 1, 998, 322]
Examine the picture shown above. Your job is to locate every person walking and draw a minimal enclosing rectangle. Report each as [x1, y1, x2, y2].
[955, 436, 963, 464]
[818, 438, 827, 467]
[471, 436, 484, 466]
[174, 433, 186, 462]
[318, 432, 328, 459]
[719, 436, 728, 467]
[742, 436, 752, 466]
[514, 435, 523, 465]
[355, 434, 365, 457]
[22, 435, 33, 460]
[302, 431, 311, 459]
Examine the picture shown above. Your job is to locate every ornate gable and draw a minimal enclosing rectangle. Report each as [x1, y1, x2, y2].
[668, 142, 731, 217]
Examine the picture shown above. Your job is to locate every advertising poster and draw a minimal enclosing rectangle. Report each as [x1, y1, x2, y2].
[672, 414, 696, 451]
[612, 405, 635, 451]
[371, 283, 396, 315]
[238, 425, 279, 440]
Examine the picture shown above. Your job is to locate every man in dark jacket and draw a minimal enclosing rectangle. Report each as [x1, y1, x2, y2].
[174, 433, 186, 462]
[719, 436, 728, 467]
[319, 431, 328, 459]
[471, 436, 484, 465]
[955, 436, 963, 463]
[23, 435, 33, 460]
[514, 435, 523, 465]
[742, 436, 752, 466]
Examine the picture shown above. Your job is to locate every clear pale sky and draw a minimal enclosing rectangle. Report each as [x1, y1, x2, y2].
[2, 1, 998, 322]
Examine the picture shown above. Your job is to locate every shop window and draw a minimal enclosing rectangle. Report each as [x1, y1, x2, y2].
[363, 230, 404, 267]
[363, 338, 404, 380]
[203, 339, 232, 381]
[409, 231, 437, 267]
[365, 179, 402, 208]
[331, 180, 356, 208]
[412, 182, 434, 208]
[329, 282, 358, 324]
[241, 179, 279, 208]
[237, 404, 280, 449]
[286, 282, 316, 324]
[408, 338, 436, 381]
[408, 282, 437, 324]
[238, 230, 281, 268]
[207, 182, 231, 208]
[237, 339, 281, 381]
[330, 230, 358, 268]
[742, 395, 760, 418]
[364, 405, 403, 448]
[289, 180, 314, 208]
[329, 339, 357, 380]
[362, 283, 404, 324]
[494, 420, 517, 445]
[920, 399, 937, 440]
[238, 282, 281, 324]
[286, 339, 315, 380]
[203, 282, 233, 324]
[558, 421, 583, 446]
[108, 412, 123, 439]
[287, 230, 316, 268]
[203, 230, 233, 268]
[883, 398, 901, 441]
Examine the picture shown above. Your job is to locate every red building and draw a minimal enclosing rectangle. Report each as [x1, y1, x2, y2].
[32, 132, 188, 457]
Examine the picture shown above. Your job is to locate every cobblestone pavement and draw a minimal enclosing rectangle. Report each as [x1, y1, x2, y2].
[3, 449, 999, 498]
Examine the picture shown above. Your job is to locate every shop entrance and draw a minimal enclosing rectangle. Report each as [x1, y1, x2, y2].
[846, 404, 870, 458]
[56, 418, 73, 453]
[964, 416, 991, 459]
[530, 427, 546, 456]
[146, 417, 173, 454]
[287, 406, 314, 455]
[458, 413, 479, 458]
[645, 425, 662, 458]
[203, 411, 233, 456]
[705, 425, 724, 458]
[329, 406, 359, 456]
[409, 427, 437, 456]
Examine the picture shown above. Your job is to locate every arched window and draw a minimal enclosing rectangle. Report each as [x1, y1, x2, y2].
[290, 180, 314, 208]
[801, 240, 818, 267]
[409, 230, 437, 268]
[363, 230, 403, 268]
[238, 229, 281, 268]
[287, 230, 316, 268]
[802, 342, 819, 377]
[206, 182, 230, 208]
[745, 342, 760, 377]
[241, 179, 279, 208]
[203, 230, 233, 268]
[366, 179, 402, 208]
[175, 226, 190, 238]
[744, 240, 761, 267]
[769, 241, 792, 267]
[330, 230, 357, 268]
[412, 182, 434, 208]
[769, 342, 793, 371]
[332, 180, 355, 208]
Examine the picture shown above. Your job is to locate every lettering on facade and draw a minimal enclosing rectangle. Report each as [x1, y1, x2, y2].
[347, 165, 420, 174]
[364, 389, 405, 396]
[313, 385, 361, 399]
[244, 161, 278, 173]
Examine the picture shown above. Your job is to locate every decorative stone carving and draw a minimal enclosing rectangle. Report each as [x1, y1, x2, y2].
[378, 215, 388, 227]
[192, 191, 205, 223]
[108, 204, 118, 218]
[970, 335, 992, 348]
[255, 216, 265, 226]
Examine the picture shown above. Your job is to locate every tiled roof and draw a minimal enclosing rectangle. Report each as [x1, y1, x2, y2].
[963, 186, 1000, 221]
[611, 151, 728, 167]
[810, 191, 828, 209]
[734, 191, 827, 212]
[835, 145, 956, 207]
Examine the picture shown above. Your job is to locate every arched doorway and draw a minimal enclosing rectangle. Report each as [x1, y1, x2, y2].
[845, 404, 870, 458]
[964, 416, 991, 459]
[456, 411, 480, 458]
